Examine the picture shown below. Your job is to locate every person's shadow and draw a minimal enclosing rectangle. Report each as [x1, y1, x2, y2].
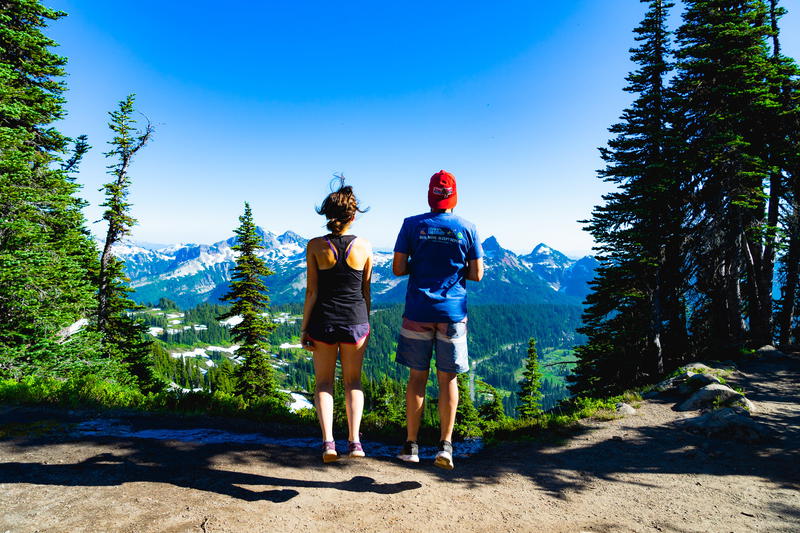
[0, 432, 422, 503]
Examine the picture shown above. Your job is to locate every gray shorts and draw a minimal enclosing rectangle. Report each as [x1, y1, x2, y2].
[395, 317, 469, 374]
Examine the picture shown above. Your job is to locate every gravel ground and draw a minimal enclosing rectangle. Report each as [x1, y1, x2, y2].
[0, 354, 798, 533]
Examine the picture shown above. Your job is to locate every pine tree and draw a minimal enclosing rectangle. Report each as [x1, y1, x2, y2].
[769, 0, 800, 346]
[95, 94, 159, 391]
[97, 95, 152, 330]
[571, 0, 686, 396]
[476, 380, 506, 422]
[0, 0, 99, 369]
[218, 203, 283, 402]
[674, 0, 780, 352]
[454, 373, 482, 436]
[517, 338, 544, 418]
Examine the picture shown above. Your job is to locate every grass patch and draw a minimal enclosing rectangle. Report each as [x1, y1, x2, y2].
[480, 392, 641, 444]
[0, 375, 293, 424]
[1, 375, 647, 445]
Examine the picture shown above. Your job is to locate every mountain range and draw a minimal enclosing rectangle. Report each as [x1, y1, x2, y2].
[112, 228, 599, 309]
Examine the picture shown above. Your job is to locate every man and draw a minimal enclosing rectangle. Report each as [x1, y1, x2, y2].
[392, 170, 484, 470]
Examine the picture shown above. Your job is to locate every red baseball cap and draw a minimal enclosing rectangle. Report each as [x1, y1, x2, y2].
[428, 170, 457, 210]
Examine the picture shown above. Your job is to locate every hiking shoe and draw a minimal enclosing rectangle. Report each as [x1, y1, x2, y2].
[348, 441, 365, 458]
[396, 440, 419, 463]
[322, 440, 338, 463]
[434, 440, 454, 470]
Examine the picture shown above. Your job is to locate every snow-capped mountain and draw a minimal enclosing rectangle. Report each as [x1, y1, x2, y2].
[111, 228, 598, 309]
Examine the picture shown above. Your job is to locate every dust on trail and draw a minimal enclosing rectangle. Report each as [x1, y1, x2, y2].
[1, 354, 798, 533]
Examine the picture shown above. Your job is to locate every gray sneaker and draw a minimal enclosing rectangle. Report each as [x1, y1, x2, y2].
[397, 441, 419, 463]
[434, 440, 454, 470]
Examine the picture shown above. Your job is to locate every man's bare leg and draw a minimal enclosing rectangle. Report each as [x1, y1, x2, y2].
[405, 368, 429, 442]
[437, 370, 458, 443]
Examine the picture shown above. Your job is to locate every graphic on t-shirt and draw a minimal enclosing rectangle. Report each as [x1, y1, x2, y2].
[419, 226, 462, 245]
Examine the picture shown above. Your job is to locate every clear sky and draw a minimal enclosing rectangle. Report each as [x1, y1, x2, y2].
[49, 0, 800, 257]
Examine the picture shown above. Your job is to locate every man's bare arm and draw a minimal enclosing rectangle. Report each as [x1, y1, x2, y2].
[466, 258, 484, 282]
[393, 252, 410, 277]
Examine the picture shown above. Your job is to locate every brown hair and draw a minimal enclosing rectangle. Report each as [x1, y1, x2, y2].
[316, 175, 367, 234]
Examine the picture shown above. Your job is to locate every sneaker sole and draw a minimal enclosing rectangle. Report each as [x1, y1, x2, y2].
[348, 451, 366, 458]
[397, 454, 420, 463]
[434, 455, 454, 470]
[323, 452, 339, 463]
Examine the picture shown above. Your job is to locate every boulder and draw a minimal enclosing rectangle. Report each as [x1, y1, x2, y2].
[730, 396, 756, 412]
[653, 371, 696, 392]
[756, 345, 786, 358]
[678, 407, 766, 442]
[676, 383, 746, 411]
[615, 402, 636, 415]
[682, 362, 715, 373]
[677, 373, 722, 395]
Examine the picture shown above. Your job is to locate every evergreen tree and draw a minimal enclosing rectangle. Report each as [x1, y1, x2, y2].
[95, 94, 159, 391]
[769, 0, 800, 346]
[571, 0, 686, 395]
[218, 203, 283, 402]
[517, 338, 544, 418]
[674, 0, 780, 352]
[476, 380, 506, 423]
[367, 376, 404, 424]
[454, 373, 481, 436]
[97, 94, 152, 330]
[0, 0, 99, 369]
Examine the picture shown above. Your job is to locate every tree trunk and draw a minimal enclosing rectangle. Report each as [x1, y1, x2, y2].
[777, 192, 800, 345]
[96, 157, 131, 333]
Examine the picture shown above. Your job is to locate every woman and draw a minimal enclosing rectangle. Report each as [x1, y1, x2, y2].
[301, 178, 372, 463]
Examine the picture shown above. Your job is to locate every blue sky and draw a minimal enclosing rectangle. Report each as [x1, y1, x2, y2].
[50, 0, 800, 256]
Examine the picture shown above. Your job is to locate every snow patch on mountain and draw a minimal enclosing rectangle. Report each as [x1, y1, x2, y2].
[112, 228, 597, 308]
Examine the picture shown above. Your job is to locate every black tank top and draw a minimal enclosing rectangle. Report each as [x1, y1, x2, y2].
[310, 234, 369, 326]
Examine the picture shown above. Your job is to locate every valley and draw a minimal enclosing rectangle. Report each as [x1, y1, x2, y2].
[117, 228, 596, 418]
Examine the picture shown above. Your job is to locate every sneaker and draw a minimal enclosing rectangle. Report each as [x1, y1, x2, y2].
[322, 440, 338, 463]
[434, 440, 454, 470]
[348, 441, 365, 458]
[396, 440, 419, 463]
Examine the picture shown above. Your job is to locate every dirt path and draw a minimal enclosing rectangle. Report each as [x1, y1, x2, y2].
[1, 355, 798, 533]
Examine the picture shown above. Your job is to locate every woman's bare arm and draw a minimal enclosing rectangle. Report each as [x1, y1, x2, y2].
[301, 241, 319, 350]
[362, 244, 373, 314]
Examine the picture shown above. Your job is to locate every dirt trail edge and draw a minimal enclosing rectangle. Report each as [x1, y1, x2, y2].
[1, 355, 798, 533]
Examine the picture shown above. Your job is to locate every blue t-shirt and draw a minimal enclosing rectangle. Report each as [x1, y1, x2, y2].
[394, 212, 484, 323]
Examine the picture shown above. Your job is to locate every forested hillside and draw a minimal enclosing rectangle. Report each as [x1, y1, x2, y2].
[143, 301, 583, 416]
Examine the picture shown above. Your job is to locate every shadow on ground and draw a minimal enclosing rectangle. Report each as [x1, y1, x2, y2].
[0, 428, 422, 502]
[441, 354, 800, 496]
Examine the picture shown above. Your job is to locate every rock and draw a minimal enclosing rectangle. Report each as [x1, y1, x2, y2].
[615, 402, 636, 415]
[676, 383, 746, 411]
[677, 373, 722, 395]
[653, 371, 696, 392]
[730, 397, 756, 412]
[57, 318, 89, 342]
[678, 407, 766, 442]
[681, 362, 714, 373]
[756, 345, 786, 358]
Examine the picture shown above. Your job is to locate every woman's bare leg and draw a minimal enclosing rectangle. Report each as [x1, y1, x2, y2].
[312, 342, 339, 442]
[340, 337, 367, 442]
